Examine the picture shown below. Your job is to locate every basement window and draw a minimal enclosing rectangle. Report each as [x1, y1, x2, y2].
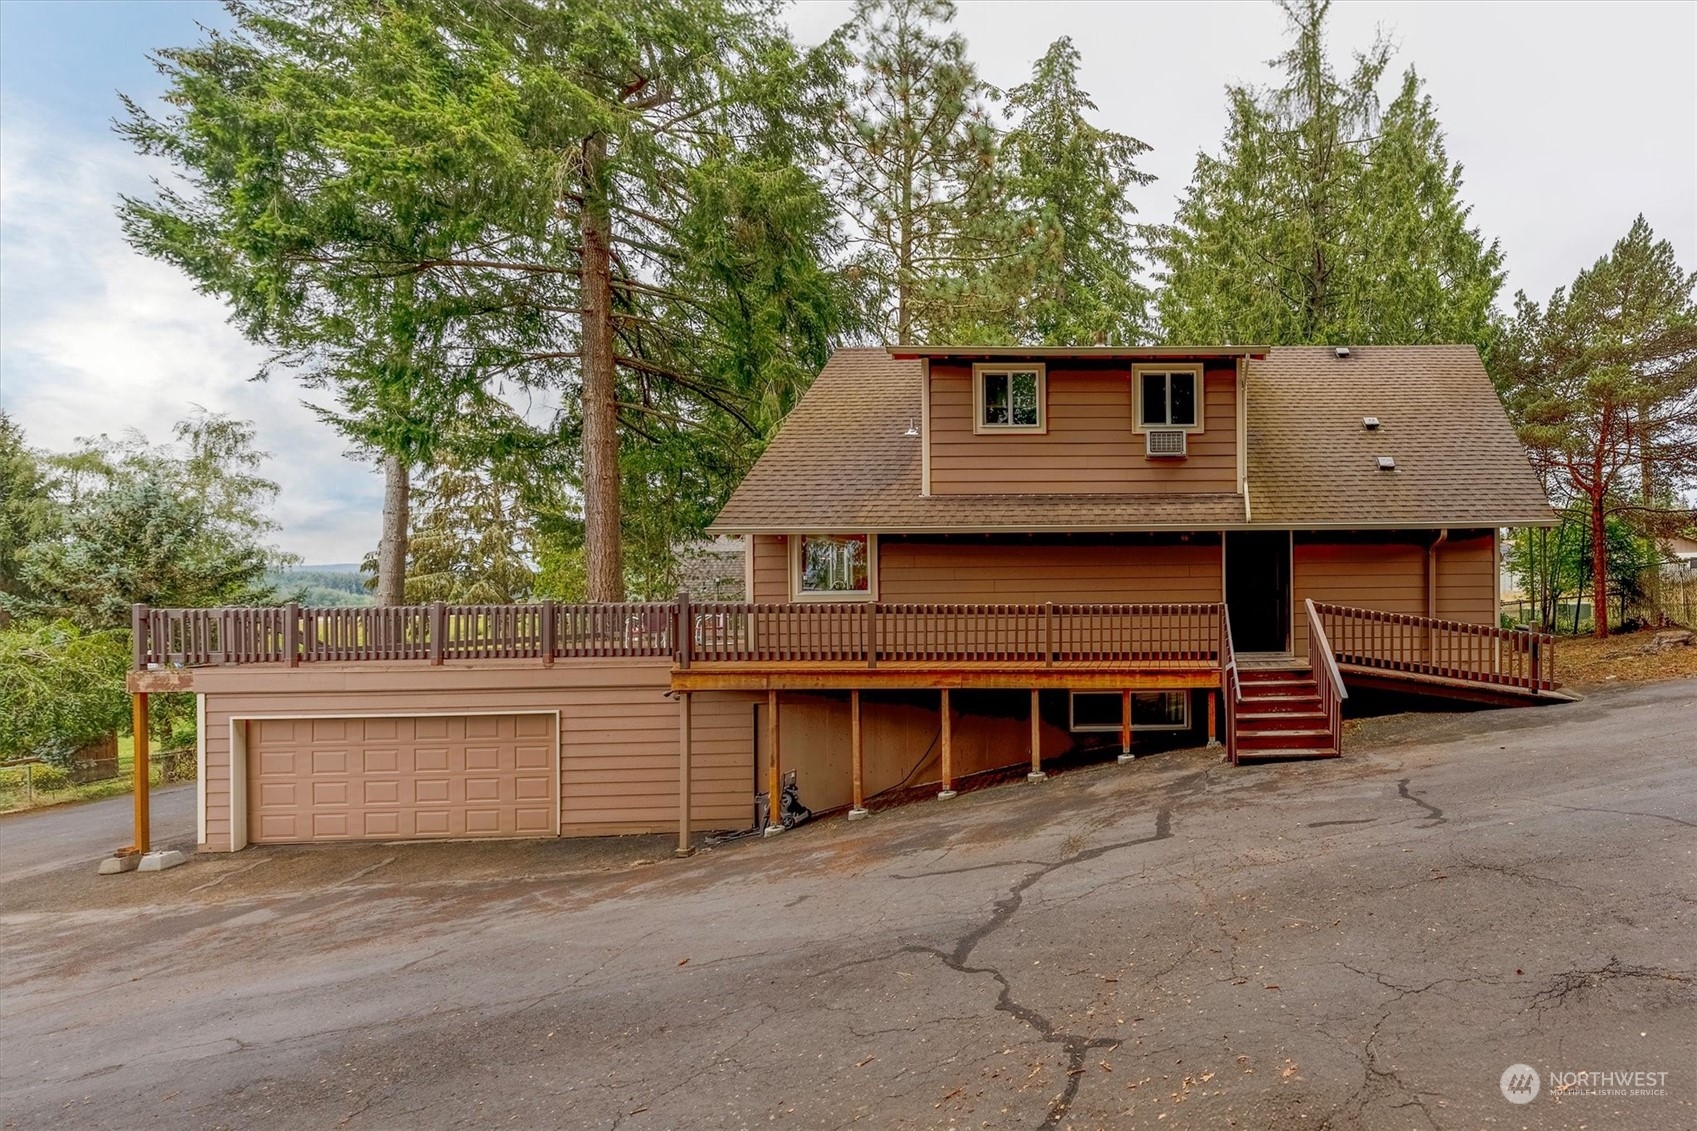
[974, 364, 1046, 433]
[1134, 365, 1202, 431]
[1068, 690, 1190, 733]
[792, 534, 876, 601]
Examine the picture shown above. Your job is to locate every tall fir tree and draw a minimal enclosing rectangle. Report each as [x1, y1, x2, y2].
[824, 0, 1002, 344]
[123, 0, 853, 603]
[1153, 0, 1501, 347]
[989, 36, 1153, 345]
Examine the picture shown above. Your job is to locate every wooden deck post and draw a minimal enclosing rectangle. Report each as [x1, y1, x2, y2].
[1027, 689, 1046, 782]
[848, 689, 868, 819]
[764, 690, 783, 836]
[1206, 689, 1219, 747]
[131, 692, 150, 855]
[283, 601, 300, 668]
[1118, 688, 1134, 763]
[676, 691, 693, 857]
[937, 688, 956, 799]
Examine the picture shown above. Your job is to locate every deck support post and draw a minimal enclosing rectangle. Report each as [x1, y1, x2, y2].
[1206, 689, 1220, 747]
[764, 690, 784, 836]
[676, 691, 693, 857]
[131, 692, 150, 855]
[937, 688, 956, 799]
[847, 690, 869, 819]
[1118, 688, 1134, 763]
[1027, 689, 1045, 782]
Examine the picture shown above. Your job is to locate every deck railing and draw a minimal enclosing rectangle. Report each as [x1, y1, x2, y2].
[133, 601, 677, 667]
[133, 599, 1557, 694]
[133, 600, 1223, 670]
[684, 601, 1222, 668]
[1304, 600, 1348, 755]
[1312, 602, 1556, 692]
[1221, 610, 1241, 764]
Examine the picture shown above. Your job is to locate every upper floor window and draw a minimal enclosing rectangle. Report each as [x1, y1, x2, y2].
[793, 533, 875, 600]
[973, 364, 1046, 433]
[1135, 365, 1202, 430]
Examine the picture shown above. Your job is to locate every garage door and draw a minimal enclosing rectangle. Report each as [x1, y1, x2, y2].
[247, 714, 556, 843]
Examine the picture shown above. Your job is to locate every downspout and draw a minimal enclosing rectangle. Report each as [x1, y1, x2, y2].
[1428, 528, 1448, 661]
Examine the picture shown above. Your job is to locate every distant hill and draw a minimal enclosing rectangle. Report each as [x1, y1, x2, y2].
[265, 565, 374, 607]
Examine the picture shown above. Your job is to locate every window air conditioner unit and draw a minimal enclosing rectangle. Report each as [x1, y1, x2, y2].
[1146, 429, 1187, 458]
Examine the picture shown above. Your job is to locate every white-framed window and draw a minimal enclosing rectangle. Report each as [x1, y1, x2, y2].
[1068, 690, 1190, 732]
[790, 533, 877, 601]
[1133, 364, 1203, 432]
[973, 363, 1046, 433]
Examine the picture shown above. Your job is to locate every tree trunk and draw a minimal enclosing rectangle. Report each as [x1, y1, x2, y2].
[579, 133, 625, 602]
[1589, 495, 1609, 639]
[377, 453, 410, 606]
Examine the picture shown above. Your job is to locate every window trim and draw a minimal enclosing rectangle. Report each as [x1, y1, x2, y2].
[1131, 363, 1205, 434]
[789, 533, 878, 602]
[1068, 690, 1191, 733]
[972, 363, 1048, 435]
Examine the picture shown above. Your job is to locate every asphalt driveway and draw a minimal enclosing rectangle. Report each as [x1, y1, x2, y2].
[1, 680, 1693, 1130]
[0, 783, 197, 884]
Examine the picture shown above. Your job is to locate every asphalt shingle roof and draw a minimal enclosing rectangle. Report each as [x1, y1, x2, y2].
[709, 345, 1552, 533]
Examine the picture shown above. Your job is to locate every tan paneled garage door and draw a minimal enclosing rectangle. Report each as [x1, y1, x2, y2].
[247, 714, 556, 843]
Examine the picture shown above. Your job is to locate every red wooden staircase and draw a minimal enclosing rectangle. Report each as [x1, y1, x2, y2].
[1232, 666, 1339, 760]
[1223, 601, 1349, 764]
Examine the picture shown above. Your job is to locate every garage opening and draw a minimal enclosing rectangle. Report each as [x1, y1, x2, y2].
[245, 713, 558, 843]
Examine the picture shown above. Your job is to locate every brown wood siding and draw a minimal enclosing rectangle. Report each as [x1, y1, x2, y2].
[927, 361, 1238, 495]
[751, 534, 789, 602]
[1435, 533, 1496, 626]
[1292, 532, 1496, 654]
[879, 537, 1223, 604]
[196, 660, 755, 850]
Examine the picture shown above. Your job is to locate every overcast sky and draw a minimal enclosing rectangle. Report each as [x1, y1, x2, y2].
[2, 1, 1692, 564]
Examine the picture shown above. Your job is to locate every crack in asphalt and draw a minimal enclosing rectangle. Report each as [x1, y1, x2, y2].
[1529, 956, 1697, 1014]
[1396, 779, 1446, 826]
[1557, 804, 1697, 829]
[899, 804, 1181, 1128]
[1306, 817, 1376, 828]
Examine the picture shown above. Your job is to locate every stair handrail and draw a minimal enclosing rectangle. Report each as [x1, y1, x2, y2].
[1221, 608, 1242, 764]
[1304, 598, 1348, 756]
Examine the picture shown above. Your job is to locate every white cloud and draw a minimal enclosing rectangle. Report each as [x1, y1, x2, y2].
[0, 106, 383, 565]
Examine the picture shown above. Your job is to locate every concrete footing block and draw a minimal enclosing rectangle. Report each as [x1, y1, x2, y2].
[936, 790, 957, 801]
[137, 850, 187, 872]
[1026, 771, 1048, 783]
[674, 846, 696, 859]
[846, 807, 871, 821]
[1206, 739, 1223, 748]
[761, 824, 786, 838]
[98, 854, 141, 875]
[1117, 753, 1135, 764]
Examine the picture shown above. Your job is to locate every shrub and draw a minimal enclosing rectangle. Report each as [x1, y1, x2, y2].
[0, 620, 131, 767]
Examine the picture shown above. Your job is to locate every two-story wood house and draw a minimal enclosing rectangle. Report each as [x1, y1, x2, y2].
[132, 344, 1560, 857]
